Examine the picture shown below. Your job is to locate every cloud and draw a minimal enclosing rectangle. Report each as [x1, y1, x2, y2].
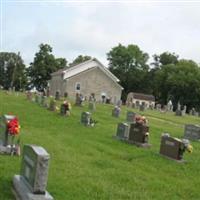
[2, 2, 200, 66]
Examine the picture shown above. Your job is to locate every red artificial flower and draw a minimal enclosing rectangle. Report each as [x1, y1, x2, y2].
[7, 117, 20, 136]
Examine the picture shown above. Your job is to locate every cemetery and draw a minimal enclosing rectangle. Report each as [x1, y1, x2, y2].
[0, 91, 200, 200]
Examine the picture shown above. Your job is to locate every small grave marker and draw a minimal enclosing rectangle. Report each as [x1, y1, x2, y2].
[126, 111, 136, 123]
[112, 106, 121, 118]
[184, 124, 200, 141]
[116, 122, 130, 140]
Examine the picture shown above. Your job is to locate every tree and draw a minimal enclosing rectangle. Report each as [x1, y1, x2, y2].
[0, 52, 27, 90]
[107, 44, 149, 101]
[153, 59, 200, 110]
[28, 44, 67, 91]
[70, 55, 92, 66]
[152, 52, 179, 67]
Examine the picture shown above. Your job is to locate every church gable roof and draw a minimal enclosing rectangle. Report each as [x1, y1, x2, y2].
[51, 58, 123, 89]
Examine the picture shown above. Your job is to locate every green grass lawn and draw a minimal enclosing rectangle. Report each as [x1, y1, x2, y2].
[0, 91, 200, 200]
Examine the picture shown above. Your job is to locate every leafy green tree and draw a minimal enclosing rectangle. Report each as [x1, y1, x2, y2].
[70, 55, 92, 66]
[152, 52, 179, 67]
[28, 44, 67, 91]
[0, 52, 27, 90]
[107, 44, 149, 101]
[153, 59, 200, 110]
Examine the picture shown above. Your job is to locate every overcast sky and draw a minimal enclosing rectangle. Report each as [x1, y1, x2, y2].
[1, 0, 200, 66]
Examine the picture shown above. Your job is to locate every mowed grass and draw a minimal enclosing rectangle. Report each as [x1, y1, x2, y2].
[0, 91, 200, 200]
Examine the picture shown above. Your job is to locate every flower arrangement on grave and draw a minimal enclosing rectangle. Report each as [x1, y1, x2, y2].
[7, 117, 20, 136]
[135, 115, 148, 125]
[6, 116, 21, 155]
[182, 139, 193, 153]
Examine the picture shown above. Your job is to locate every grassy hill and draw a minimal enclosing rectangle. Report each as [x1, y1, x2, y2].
[0, 91, 200, 200]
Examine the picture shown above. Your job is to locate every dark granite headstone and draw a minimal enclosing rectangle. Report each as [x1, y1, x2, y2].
[60, 102, 70, 116]
[129, 122, 149, 144]
[75, 93, 82, 106]
[55, 91, 60, 101]
[64, 92, 68, 98]
[159, 134, 191, 161]
[175, 110, 182, 116]
[139, 104, 145, 112]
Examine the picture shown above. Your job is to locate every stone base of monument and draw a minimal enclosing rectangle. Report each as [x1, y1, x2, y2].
[13, 175, 54, 200]
[112, 136, 151, 148]
[127, 140, 151, 148]
[0, 145, 20, 156]
[159, 154, 186, 163]
[113, 135, 128, 141]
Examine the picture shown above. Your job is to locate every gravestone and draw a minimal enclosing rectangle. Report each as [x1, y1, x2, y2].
[35, 94, 39, 104]
[0, 115, 11, 146]
[132, 102, 136, 109]
[159, 133, 192, 161]
[128, 122, 150, 145]
[42, 96, 48, 107]
[139, 104, 145, 112]
[167, 100, 173, 111]
[116, 99, 122, 107]
[0, 115, 20, 155]
[116, 122, 130, 140]
[126, 111, 136, 123]
[81, 112, 91, 126]
[191, 108, 196, 116]
[184, 124, 200, 141]
[26, 92, 32, 101]
[13, 144, 53, 200]
[156, 104, 161, 110]
[37, 95, 42, 105]
[149, 104, 154, 110]
[182, 105, 187, 116]
[75, 93, 82, 106]
[55, 91, 60, 100]
[60, 102, 70, 116]
[112, 106, 121, 118]
[88, 102, 96, 112]
[175, 102, 182, 116]
[49, 99, 56, 111]
[135, 101, 140, 109]
[64, 92, 68, 98]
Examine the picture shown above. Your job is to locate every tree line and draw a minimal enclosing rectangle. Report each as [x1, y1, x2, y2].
[0, 43, 200, 110]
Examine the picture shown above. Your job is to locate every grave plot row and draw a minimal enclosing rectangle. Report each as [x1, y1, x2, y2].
[113, 111, 194, 162]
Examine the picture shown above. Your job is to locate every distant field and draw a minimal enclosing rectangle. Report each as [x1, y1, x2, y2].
[0, 91, 200, 200]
